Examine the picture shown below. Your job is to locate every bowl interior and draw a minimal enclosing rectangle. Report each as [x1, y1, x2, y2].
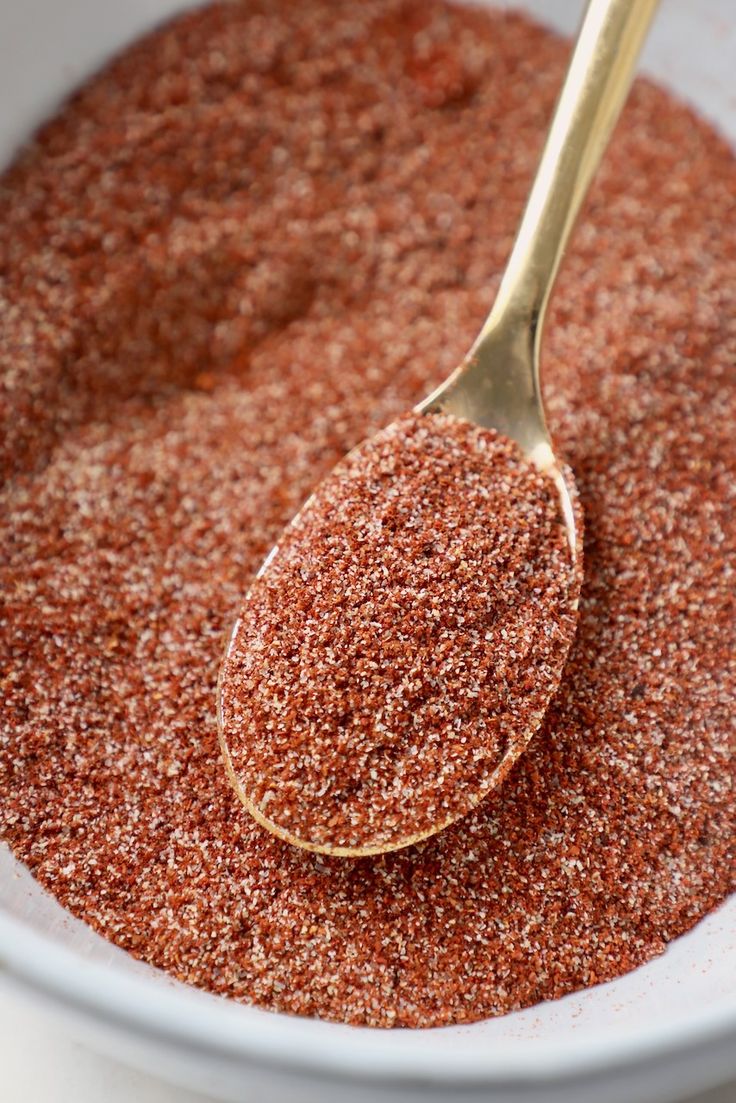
[1, 0, 734, 1088]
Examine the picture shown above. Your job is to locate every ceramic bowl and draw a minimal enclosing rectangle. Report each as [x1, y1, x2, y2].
[1, 3, 734, 1101]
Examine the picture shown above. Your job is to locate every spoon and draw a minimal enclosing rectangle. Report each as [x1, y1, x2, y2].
[218, 0, 658, 856]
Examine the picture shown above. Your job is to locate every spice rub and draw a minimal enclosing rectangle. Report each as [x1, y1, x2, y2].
[220, 413, 580, 853]
[0, 0, 733, 1028]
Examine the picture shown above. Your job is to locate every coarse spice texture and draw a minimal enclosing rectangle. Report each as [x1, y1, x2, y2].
[0, 0, 734, 1027]
[220, 412, 580, 854]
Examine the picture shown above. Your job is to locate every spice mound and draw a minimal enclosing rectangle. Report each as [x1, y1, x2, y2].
[220, 413, 580, 853]
[0, 0, 734, 1030]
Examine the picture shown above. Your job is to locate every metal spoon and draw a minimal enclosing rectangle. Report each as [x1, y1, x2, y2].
[218, 0, 659, 855]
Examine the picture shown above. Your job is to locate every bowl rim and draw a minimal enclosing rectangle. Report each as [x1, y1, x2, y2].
[2, 905, 735, 1087]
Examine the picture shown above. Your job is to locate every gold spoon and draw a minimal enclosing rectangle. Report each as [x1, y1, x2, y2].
[218, 0, 659, 856]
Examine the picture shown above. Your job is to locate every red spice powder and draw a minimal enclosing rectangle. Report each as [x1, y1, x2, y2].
[220, 412, 580, 854]
[0, 0, 734, 1028]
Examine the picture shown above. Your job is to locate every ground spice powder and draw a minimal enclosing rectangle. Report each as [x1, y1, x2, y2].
[0, 0, 734, 1028]
[220, 412, 580, 853]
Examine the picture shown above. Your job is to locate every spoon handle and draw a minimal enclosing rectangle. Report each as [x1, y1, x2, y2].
[477, 0, 658, 349]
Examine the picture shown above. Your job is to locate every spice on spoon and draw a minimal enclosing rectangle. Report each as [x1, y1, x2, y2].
[220, 412, 580, 853]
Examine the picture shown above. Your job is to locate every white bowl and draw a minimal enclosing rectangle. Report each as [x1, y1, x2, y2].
[1, 3, 734, 1101]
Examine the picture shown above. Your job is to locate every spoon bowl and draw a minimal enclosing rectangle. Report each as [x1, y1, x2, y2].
[218, 408, 580, 855]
